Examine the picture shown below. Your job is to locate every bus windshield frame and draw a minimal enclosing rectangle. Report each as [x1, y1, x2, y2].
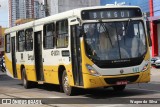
[83, 20, 147, 68]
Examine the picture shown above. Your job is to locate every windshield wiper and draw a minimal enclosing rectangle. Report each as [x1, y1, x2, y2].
[125, 19, 132, 35]
[98, 20, 113, 47]
[119, 19, 132, 45]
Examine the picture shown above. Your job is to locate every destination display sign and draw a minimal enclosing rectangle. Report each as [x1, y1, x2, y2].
[81, 8, 142, 20]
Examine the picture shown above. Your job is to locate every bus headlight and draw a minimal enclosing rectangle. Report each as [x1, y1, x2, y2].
[142, 63, 149, 72]
[86, 64, 101, 76]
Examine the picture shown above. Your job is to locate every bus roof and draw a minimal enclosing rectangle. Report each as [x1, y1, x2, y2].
[5, 5, 141, 34]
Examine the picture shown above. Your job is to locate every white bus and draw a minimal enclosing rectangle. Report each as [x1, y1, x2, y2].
[5, 6, 151, 95]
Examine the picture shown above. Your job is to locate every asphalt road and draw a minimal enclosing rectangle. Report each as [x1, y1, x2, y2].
[0, 68, 160, 107]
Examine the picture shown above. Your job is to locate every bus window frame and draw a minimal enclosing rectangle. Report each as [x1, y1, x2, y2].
[25, 28, 33, 51]
[43, 23, 55, 49]
[82, 20, 147, 68]
[17, 30, 25, 52]
[56, 19, 69, 48]
[5, 34, 11, 53]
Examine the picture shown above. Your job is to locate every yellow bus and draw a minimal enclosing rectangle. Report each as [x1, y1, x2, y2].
[5, 5, 151, 95]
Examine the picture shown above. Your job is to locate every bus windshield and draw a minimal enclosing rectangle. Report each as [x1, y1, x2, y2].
[83, 20, 147, 61]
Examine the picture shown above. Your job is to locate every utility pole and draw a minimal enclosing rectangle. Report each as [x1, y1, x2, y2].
[149, 0, 158, 57]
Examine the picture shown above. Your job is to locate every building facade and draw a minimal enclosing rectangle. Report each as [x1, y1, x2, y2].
[9, 0, 100, 27]
[34, 0, 45, 19]
[47, 0, 100, 15]
[149, 0, 160, 57]
[9, 0, 45, 27]
[0, 26, 6, 55]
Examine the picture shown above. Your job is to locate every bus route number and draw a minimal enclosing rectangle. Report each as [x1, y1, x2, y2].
[132, 67, 139, 73]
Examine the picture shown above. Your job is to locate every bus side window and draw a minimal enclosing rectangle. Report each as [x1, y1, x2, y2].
[5, 34, 10, 53]
[25, 28, 33, 51]
[56, 19, 68, 48]
[43, 23, 55, 49]
[17, 30, 25, 52]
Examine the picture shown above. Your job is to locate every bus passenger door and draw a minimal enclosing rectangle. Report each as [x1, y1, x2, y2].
[71, 25, 83, 86]
[34, 31, 44, 81]
[11, 37, 17, 78]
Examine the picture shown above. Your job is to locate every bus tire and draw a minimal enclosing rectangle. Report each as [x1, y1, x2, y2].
[112, 85, 126, 91]
[62, 71, 75, 96]
[22, 68, 32, 89]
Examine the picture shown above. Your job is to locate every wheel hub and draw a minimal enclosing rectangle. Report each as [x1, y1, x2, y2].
[64, 75, 69, 91]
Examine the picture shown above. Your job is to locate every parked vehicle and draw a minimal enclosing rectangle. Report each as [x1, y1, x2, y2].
[0, 55, 6, 72]
[151, 57, 160, 67]
[155, 59, 160, 68]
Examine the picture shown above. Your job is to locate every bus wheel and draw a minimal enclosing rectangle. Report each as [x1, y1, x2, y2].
[112, 85, 126, 91]
[62, 71, 75, 96]
[22, 68, 31, 89]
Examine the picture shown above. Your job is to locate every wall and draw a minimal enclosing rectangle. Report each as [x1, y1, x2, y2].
[157, 23, 160, 56]
[48, 0, 100, 15]
[0, 26, 6, 54]
[48, 0, 58, 15]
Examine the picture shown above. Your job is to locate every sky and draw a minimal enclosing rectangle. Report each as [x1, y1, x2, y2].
[0, 0, 8, 27]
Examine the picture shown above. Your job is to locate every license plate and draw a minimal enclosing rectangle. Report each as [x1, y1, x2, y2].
[116, 81, 128, 85]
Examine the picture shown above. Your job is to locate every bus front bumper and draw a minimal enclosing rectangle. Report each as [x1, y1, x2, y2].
[82, 69, 150, 88]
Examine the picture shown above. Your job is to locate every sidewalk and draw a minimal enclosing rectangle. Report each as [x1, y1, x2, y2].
[151, 67, 160, 83]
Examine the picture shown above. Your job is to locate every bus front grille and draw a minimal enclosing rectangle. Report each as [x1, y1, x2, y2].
[104, 75, 139, 85]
